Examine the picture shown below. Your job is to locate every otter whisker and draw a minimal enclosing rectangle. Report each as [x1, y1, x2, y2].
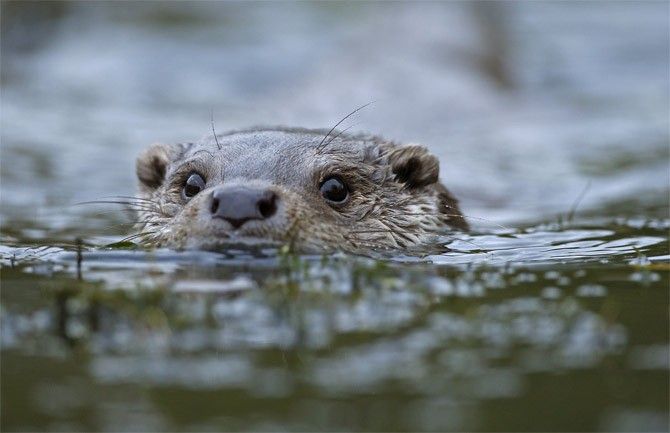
[93, 194, 160, 206]
[392, 212, 512, 231]
[211, 109, 222, 150]
[566, 180, 591, 222]
[74, 200, 158, 212]
[317, 101, 376, 152]
[324, 122, 361, 148]
[82, 205, 158, 214]
[105, 197, 162, 209]
[72, 216, 154, 229]
[346, 227, 488, 251]
[192, 149, 216, 159]
[75, 199, 155, 207]
[81, 209, 156, 219]
[116, 231, 158, 244]
[445, 214, 511, 231]
[97, 220, 153, 229]
[447, 236, 490, 252]
[104, 195, 158, 203]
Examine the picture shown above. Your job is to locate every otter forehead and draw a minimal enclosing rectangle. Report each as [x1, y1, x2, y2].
[178, 128, 382, 184]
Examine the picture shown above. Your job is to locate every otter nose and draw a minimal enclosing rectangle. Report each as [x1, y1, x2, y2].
[210, 186, 277, 229]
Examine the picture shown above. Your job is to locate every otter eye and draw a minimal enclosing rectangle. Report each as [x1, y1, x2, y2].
[320, 176, 348, 203]
[183, 173, 205, 198]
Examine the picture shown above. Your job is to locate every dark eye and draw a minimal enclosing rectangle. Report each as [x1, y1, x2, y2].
[183, 173, 205, 198]
[320, 176, 349, 203]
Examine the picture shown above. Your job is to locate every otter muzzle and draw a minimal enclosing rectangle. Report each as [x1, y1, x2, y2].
[210, 186, 277, 229]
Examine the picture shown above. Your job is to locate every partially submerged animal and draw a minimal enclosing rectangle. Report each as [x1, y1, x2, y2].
[134, 127, 468, 255]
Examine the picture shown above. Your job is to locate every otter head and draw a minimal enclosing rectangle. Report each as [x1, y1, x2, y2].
[135, 127, 467, 255]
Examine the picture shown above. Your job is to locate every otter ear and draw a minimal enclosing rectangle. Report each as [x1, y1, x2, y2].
[136, 143, 174, 190]
[387, 144, 440, 188]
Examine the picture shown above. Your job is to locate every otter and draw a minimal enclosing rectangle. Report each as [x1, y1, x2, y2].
[134, 127, 468, 256]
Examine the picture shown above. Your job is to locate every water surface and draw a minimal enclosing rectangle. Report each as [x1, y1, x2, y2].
[1, 2, 668, 431]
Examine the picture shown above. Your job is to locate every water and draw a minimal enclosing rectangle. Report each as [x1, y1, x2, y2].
[1, 2, 668, 431]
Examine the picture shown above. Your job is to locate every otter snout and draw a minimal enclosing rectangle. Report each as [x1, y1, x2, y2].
[210, 186, 278, 229]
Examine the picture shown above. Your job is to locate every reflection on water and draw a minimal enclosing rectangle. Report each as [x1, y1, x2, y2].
[1, 2, 669, 432]
[1, 220, 668, 431]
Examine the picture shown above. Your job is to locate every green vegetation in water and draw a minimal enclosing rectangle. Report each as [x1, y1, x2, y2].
[104, 240, 141, 250]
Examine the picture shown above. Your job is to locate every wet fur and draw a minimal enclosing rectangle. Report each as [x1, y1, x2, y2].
[134, 127, 468, 255]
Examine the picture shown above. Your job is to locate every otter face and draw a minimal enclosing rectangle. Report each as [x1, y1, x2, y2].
[135, 128, 467, 255]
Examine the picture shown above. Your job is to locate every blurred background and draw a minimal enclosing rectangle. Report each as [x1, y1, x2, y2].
[2, 3, 669, 432]
[1, 1, 668, 238]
